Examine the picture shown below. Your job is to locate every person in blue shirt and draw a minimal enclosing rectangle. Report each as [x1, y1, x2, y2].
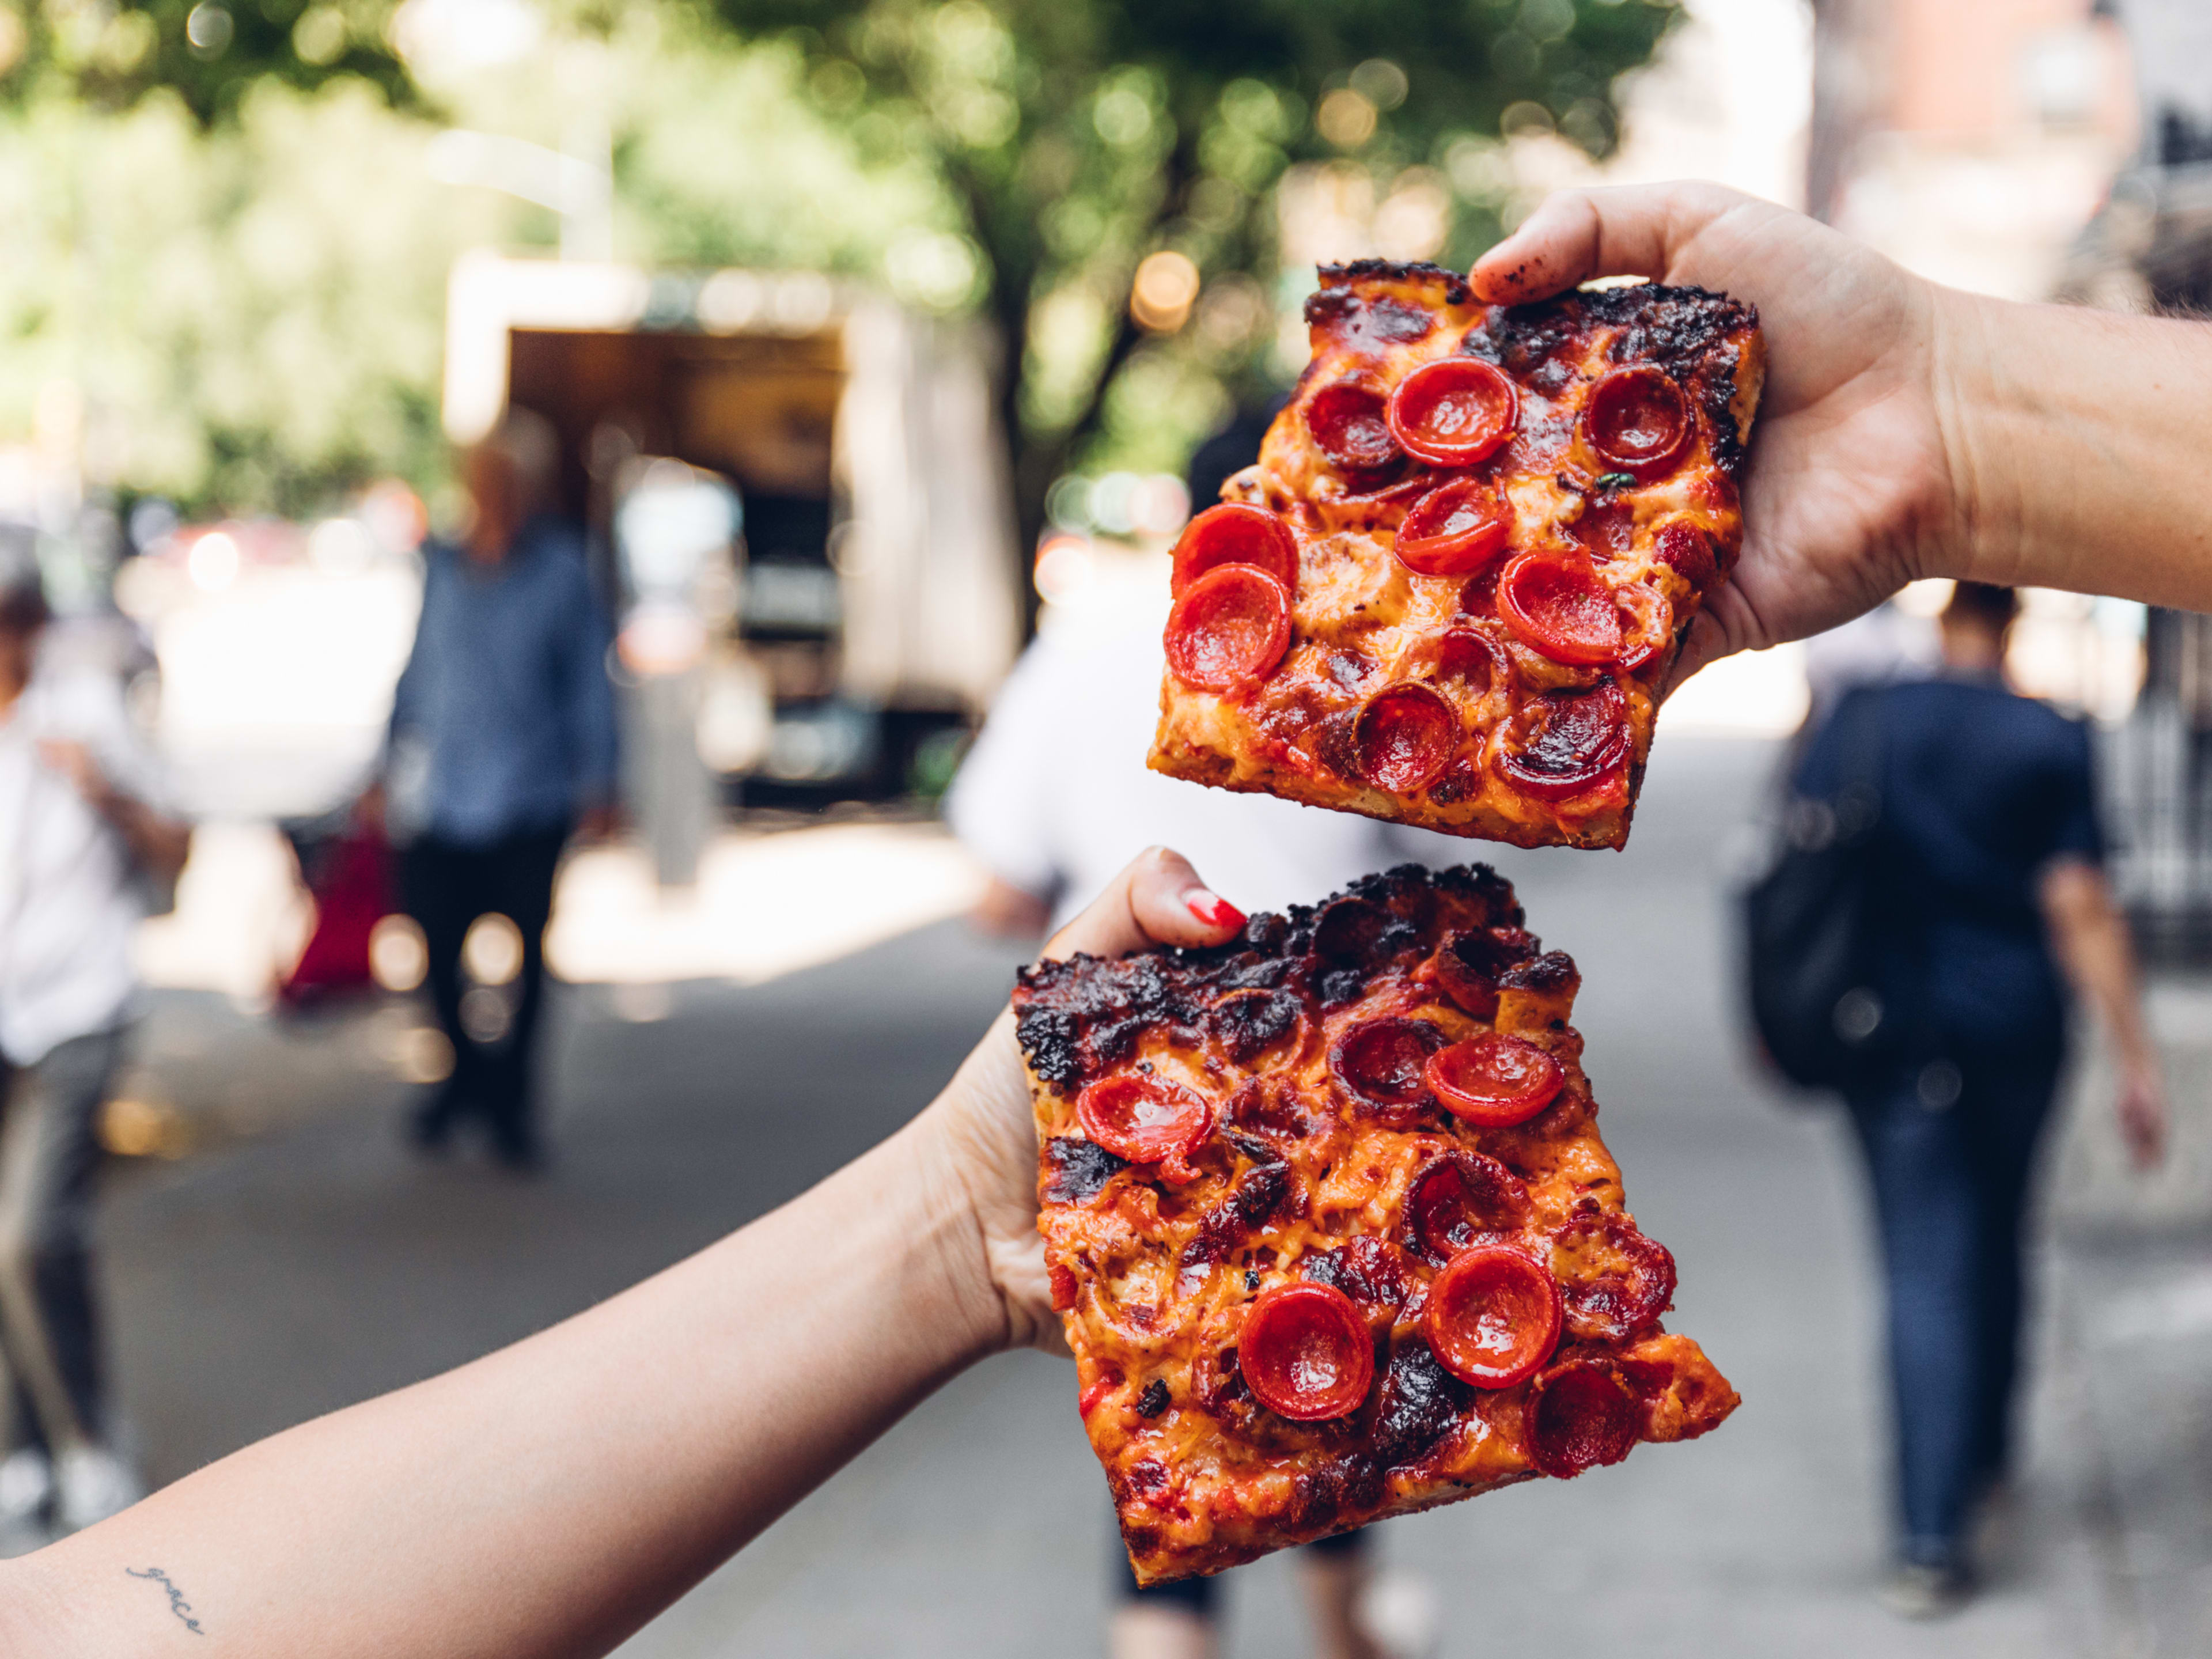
[384, 408, 618, 1170]
[1794, 582, 2166, 1616]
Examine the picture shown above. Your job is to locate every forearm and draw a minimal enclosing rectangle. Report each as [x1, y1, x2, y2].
[2043, 864, 2157, 1071]
[1940, 293, 2212, 608]
[5, 1108, 1005, 1658]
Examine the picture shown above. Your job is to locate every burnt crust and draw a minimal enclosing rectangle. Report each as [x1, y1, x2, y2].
[1461, 282, 1760, 479]
[1312, 258, 1474, 308]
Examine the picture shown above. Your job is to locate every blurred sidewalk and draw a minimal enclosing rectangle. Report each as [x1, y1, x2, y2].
[16, 746, 2207, 1656]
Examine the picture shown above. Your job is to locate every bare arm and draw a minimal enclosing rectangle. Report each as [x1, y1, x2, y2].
[35, 738, 191, 887]
[1467, 183, 2212, 688]
[2040, 857, 2166, 1168]
[0, 849, 1243, 1659]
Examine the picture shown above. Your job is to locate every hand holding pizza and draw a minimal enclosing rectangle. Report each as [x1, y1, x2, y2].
[923, 846, 1247, 1354]
[1473, 180, 2212, 691]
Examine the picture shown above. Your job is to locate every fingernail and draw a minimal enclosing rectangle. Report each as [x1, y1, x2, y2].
[1185, 888, 1245, 931]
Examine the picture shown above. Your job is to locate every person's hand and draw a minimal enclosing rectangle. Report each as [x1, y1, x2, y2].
[921, 847, 1247, 1354]
[2115, 1059, 2168, 1171]
[1470, 181, 1960, 693]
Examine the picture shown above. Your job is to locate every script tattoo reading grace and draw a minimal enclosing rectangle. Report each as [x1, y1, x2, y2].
[124, 1566, 208, 1637]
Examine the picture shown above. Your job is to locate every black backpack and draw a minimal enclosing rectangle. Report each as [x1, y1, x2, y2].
[1741, 690, 1910, 1091]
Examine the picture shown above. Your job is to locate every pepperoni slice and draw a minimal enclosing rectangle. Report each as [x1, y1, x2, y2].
[1170, 503, 1298, 597]
[1528, 1361, 1640, 1478]
[1385, 358, 1518, 467]
[1329, 1017, 1445, 1109]
[1424, 925, 1533, 1016]
[1497, 681, 1631, 801]
[1551, 1213, 1678, 1341]
[1431, 628, 1505, 693]
[1653, 520, 1717, 590]
[1497, 550, 1623, 666]
[1422, 1245, 1561, 1389]
[1584, 365, 1691, 481]
[1392, 479, 1513, 577]
[1353, 682, 1458, 793]
[1239, 1282, 1376, 1421]
[1306, 380, 1402, 474]
[1425, 1033, 1565, 1128]
[1076, 1073, 1213, 1165]
[1164, 566, 1291, 692]
[1403, 1151, 1533, 1268]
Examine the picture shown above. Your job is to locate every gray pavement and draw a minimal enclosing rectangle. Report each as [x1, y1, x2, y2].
[54, 739, 2212, 1656]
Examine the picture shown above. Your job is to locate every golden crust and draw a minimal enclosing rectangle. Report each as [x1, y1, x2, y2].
[1152, 267, 1762, 851]
[1015, 866, 1738, 1583]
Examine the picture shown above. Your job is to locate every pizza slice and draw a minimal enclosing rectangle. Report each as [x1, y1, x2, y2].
[1149, 262, 1763, 850]
[1014, 863, 1736, 1584]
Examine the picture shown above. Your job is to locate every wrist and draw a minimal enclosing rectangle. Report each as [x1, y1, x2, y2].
[1924, 285, 2012, 588]
[901, 1101, 1025, 1363]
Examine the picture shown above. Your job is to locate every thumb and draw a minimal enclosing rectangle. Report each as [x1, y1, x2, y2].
[1471, 180, 1757, 303]
[1043, 846, 1246, 964]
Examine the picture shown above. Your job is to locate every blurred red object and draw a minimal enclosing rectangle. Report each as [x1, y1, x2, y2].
[279, 825, 396, 1007]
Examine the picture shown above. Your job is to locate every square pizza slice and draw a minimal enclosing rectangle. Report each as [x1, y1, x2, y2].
[1014, 863, 1737, 1584]
[1149, 262, 1764, 850]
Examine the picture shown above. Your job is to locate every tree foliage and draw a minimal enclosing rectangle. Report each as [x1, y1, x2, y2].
[700, 0, 1679, 545]
[2, 1, 412, 121]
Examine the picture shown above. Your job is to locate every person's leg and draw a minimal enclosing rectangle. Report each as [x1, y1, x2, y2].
[1961, 1056, 2062, 1491]
[0, 1029, 127, 1452]
[1298, 1528, 1388, 1659]
[1108, 1532, 1219, 1659]
[479, 827, 566, 1165]
[1847, 1075, 1981, 1574]
[402, 838, 480, 1145]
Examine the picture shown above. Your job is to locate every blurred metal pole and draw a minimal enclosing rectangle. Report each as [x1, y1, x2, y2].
[1805, 0, 1891, 225]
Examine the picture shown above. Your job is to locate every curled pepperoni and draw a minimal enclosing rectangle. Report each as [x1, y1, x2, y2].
[1497, 550, 1623, 666]
[1497, 681, 1631, 801]
[1171, 503, 1298, 597]
[1312, 896, 1393, 965]
[1208, 987, 1304, 1065]
[1654, 520, 1717, 590]
[1584, 364, 1691, 481]
[1392, 479, 1513, 577]
[1306, 380, 1402, 474]
[1424, 925, 1535, 1017]
[1422, 1245, 1561, 1389]
[1329, 1017, 1445, 1110]
[1403, 1151, 1532, 1267]
[1239, 1282, 1376, 1421]
[1164, 566, 1291, 692]
[1076, 1073, 1213, 1165]
[1385, 358, 1518, 467]
[1354, 682, 1458, 793]
[1528, 1361, 1640, 1478]
[1425, 1033, 1565, 1128]
[1551, 1213, 1677, 1341]
[1430, 628, 1505, 694]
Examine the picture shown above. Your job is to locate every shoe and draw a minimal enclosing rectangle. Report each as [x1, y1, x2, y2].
[54, 1445, 144, 1533]
[1355, 1570, 1440, 1659]
[1879, 1560, 1971, 1619]
[0, 1449, 51, 1524]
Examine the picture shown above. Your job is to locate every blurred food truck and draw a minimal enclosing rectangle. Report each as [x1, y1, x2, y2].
[441, 252, 1021, 842]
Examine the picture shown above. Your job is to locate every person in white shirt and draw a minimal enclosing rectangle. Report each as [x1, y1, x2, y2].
[0, 550, 189, 1540]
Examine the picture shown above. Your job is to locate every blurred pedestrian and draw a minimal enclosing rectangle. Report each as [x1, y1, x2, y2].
[381, 408, 618, 1171]
[1790, 581, 2166, 1616]
[948, 422, 1446, 1659]
[0, 550, 190, 1539]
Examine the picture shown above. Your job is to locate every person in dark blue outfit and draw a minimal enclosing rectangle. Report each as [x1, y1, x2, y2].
[1794, 582, 2166, 1616]
[383, 409, 619, 1170]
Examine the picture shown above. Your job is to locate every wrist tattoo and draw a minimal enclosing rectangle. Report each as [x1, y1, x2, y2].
[124, 1567, 207, 1636]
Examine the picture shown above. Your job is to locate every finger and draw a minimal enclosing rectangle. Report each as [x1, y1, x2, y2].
[1043, 846, 1244, 964]
[1656, 608, 1728, 704]
[1470, 181, 1749, 303]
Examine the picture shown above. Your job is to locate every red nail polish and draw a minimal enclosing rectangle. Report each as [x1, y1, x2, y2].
[1187, 890, 1245, 931]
